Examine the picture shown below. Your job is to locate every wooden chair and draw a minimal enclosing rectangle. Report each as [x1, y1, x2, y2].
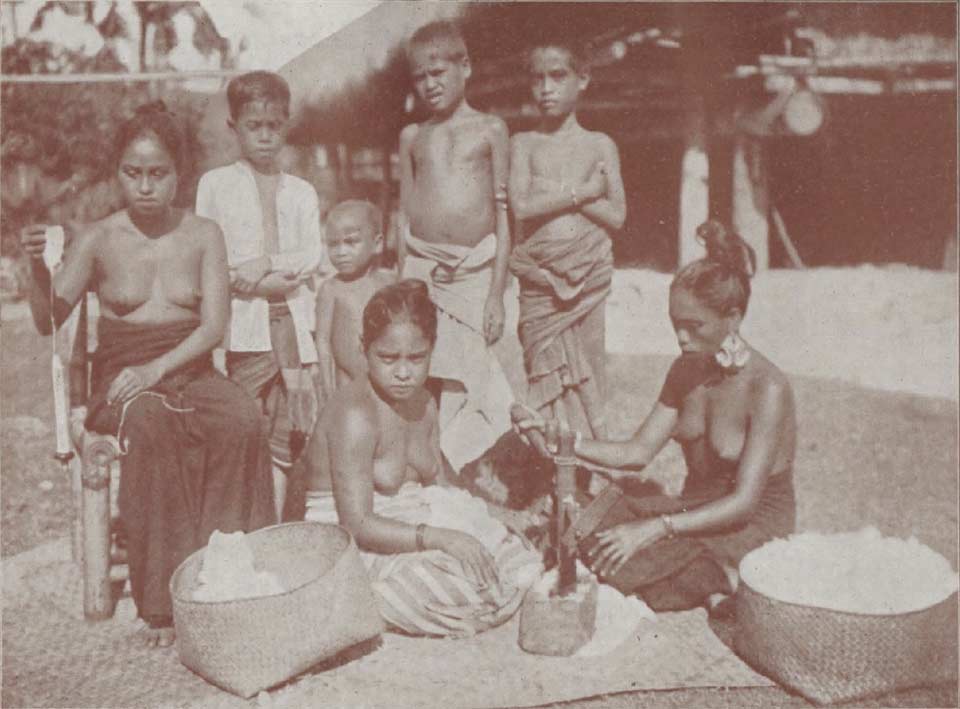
[58, 292, 126, 620]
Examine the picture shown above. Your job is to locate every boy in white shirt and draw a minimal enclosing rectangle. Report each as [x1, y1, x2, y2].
[196, 71, 322, 519]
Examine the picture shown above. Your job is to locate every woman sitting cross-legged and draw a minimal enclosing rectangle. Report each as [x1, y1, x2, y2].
[21, 102, 276, 647]
[303, 279, 542, 637]
[516, 220, 796, 615]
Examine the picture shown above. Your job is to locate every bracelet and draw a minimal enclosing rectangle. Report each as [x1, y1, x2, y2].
[415, 523, 427, 552]
[570, 186, 579, 208]
[573, 430, 583, 453]
[660, 514, 677, 539]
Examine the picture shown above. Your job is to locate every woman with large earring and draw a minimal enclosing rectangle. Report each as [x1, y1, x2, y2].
[516, 220, 797, 615]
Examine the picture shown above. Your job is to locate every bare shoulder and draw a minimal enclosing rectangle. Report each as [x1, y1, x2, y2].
[588, 130, 619, 153]
[180, 211, 224, 247]
[328, 380, 378, 434]
[399, 122, 420, 147]
[316, 275, 339, 301]
[749, 354, 794, 410]
[479, 112, 509, 138]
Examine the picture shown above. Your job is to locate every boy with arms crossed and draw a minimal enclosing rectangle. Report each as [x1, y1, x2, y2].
[509, 40, 626, 441]
[196, 71, 323, 520]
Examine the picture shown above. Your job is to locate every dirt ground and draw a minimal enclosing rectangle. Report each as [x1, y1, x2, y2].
[1, 267, 958, 708]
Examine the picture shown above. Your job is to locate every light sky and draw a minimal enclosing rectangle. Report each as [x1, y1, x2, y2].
[1, 0, 380, 72]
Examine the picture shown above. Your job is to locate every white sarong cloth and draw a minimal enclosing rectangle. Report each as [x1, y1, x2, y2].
[306, 482, 542, 638]
[402, 231, 526, 471]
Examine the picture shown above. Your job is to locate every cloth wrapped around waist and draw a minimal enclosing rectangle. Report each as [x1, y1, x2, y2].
[509, 222, 613, 432]
[403, 230, 498, 333]
[306, 482, 543, 637]
[86, 317, 211, 434]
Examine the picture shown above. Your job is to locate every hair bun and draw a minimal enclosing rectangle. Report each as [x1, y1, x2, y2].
[134, 100, 170, 117]
[396, 278, 430, 298]
[696, 220, 757, 278]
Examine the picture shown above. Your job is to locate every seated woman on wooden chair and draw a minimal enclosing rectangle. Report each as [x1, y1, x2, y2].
[20, 102, 275, 648]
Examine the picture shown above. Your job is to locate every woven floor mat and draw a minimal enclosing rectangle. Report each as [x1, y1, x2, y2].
[3, 540, 772, 709]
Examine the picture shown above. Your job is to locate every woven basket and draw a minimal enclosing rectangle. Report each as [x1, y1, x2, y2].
[736, 580, 958, 705]
[171, 522, 384, 698]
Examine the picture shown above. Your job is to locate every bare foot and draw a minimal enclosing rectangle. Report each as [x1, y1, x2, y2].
[131, 622, 175, 648]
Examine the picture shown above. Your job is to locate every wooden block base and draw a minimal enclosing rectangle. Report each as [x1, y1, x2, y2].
[518, 577, 598, 656]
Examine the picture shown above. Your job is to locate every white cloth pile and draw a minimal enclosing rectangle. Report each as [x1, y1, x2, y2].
[193, 530, 285, 602]
[740, 526, 959, 615]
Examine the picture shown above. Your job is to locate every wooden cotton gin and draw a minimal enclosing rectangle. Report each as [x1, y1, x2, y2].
[518, 422, 598, 656]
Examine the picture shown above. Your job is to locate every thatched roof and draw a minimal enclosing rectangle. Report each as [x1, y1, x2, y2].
[279, 2, 956, 148]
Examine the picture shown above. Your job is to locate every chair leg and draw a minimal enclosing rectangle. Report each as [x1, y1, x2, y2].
[81, 438, 116, 621]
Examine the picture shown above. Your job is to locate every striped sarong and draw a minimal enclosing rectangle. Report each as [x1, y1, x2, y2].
[306, 483, 543, 637]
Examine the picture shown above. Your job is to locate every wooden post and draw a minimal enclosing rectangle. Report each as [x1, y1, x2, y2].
[551, 425, 578, 597]
[82, 437, 117, 621]
[679, 104, 710, 267]
[733, 136, 769, 271]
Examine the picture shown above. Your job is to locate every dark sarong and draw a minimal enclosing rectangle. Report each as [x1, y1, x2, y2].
[580, 470, 796, 611]
[226, 301, 316, 469]
[87, 318, 276, 624]
[509, 222, 613, 438]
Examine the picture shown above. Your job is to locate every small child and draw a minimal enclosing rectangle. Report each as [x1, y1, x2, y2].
[314, 199, 396, 400]
[398, 20, 526, 473]
[508, 39, 626, 441]
[196, 70, 323, 520]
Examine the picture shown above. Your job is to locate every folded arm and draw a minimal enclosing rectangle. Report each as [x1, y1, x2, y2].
[508, 136, 578, 221]
[580, 135, 626, 232]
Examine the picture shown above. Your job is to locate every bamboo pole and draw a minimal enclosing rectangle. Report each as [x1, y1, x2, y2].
[0, 70, 242, 84]
[771, 207, 804, 268]
[81, 436, 118, 621]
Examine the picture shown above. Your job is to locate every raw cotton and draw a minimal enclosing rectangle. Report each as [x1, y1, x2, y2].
[740, 526, 959, 615]
[192, 530, 284, 602]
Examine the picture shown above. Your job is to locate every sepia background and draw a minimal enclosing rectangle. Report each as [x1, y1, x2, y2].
[1, 3, 957, 708]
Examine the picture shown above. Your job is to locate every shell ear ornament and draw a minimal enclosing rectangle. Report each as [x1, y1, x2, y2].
[716, 333, 750, 370]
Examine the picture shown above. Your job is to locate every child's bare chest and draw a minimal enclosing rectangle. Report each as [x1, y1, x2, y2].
[413, 125, 489, 174]
[529, 137, 601, 181]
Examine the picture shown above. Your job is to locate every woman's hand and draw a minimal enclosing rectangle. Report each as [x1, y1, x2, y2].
[510, 404, 552, 459]
[432, 528, 499, 588]
[586, 518, 668, 578]
[20, 224, 48, 260]
[106, 361, 165, 405]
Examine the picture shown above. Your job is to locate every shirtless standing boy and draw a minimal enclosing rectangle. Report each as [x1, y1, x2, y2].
[314, 199, 396, 402]
[509, 40, 626, 440]
[399, 20, 524, 472]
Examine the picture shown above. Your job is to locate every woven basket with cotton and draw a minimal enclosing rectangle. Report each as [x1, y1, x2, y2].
[171, 522, 384, 698]
[735, 527, 959, 705]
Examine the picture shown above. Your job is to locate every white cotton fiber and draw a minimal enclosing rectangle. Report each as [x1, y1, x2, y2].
[740, 527, 959, 615]
[421, 485, 508, 553]
[192, 530, 285, 602]
[576, 583, 656, 657]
